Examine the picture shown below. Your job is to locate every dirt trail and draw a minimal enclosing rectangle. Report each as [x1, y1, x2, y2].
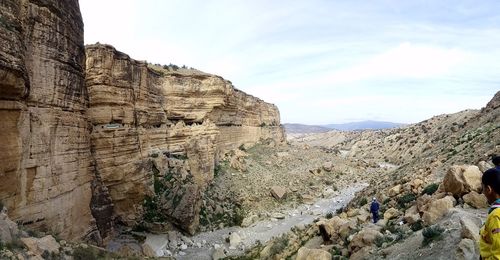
[174, 183, 368, 259]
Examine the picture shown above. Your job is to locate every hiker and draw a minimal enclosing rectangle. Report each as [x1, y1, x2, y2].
[493, 155, 500, 170]
[370, 197, 380, 223]
[480, 168, 500, 259]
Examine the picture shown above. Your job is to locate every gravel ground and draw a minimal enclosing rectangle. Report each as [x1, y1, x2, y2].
[175, 183, 368, 260]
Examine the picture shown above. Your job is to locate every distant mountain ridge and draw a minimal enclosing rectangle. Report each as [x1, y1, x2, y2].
[324, 120, 405, 131]
[284, 120, 405, 134]
[283, 123, 331, 134]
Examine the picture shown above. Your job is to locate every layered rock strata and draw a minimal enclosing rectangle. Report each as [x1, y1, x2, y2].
[85, 44, 284, 234]
[0, 0, 95, 239]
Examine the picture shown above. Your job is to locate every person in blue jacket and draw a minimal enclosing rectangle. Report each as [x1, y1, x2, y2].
[370, 197, 380, 223]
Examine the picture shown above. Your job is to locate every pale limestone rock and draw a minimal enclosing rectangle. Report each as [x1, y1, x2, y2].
[20, 235, 60, 255]
[142, 234, 168, 257]
[443, 165, 482, 196]
[0, 212, 19, 243]
[347, 208, 360, 217]
[349, 228, 383, 252]
[388, 184, 402, 197]
[455, 238, 478, 260]
[463, 191, 488, 209]
[296, 247, 331, 260]
[322, 161, 333, 172]
[241, 214, 258, 227]
[270, 186, 287, 200]
[212, 248, 226, 260]
[0, 0, 94, 240]
[404, 205, 420, 224]
[422, 196, 456, 225]
[317, 216, 348, 241]
[383, 207, 400, 221]
[229, 232, 242, 247]
[460, 216, 481, 242]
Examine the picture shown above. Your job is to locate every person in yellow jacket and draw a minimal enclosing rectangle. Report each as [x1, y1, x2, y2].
[480, 168, 500, 259]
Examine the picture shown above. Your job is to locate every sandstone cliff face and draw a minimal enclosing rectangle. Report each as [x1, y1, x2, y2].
[85, 44, 284, 234]
[0, 0, 95, 239]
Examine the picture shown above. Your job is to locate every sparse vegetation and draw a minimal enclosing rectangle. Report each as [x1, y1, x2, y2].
[421, 183, 439, 195]
[358, 197, 368, 206]
[397, 193, 416, 208]
[422, 225, 445, 246]
[410, 219, 424, 231]
[325, 212, 333, 219]
[269, 234, 289, 256]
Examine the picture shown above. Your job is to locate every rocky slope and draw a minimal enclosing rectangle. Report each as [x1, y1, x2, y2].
[0, 0, 284, 243]
[245, 91, 499, 259]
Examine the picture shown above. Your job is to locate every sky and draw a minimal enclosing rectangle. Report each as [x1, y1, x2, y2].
[80, 0, 500, 125]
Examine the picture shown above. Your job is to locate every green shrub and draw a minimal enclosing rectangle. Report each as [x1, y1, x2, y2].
[421, 183, 439, 195]
[72, 246, 97, 260]
[374, 235, 394, 247]
[325, 212, 333, 219]
[410, 220, 424, 231]
[359, 197, 368, 206]
[422, 225, 444, 246]
[397, 193, 416, 208]
[269, 235, 288, 256]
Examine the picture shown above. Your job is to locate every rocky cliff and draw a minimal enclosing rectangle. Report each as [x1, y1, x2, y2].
[0, 0, 95, 240]
[85, 44, 284, 234]
[0, 1, 284, 241]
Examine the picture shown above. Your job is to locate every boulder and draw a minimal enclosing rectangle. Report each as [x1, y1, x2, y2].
[422, 196, 456, 225]
[404, 205, 420, 224]
[478, 161, 493, 173]
[21, 235, 60, 256]
[212, 248, 226, 260]
[301, 194, 315, 204]
[463, 191, 488, 209]
[241, 214, 258, 227]
[142, 234, 168, 257]
[229, 232, 241, 247]
[410, 178, 424, 190]
[296, 247, 331, 260]
[349, 228, 383, 252]
[317, 216, 348, 241]
[460, 216, 481, 242]
[383, 207, 400, 221]
[270, 186, 287, 200]
[442, 165, 482, 196]
[416, 194, 432, 212]
[455, 238, 478, 260]
[347, 208, 360, 217]
[322, 162, 333, 172]
[388, 184, 402, 197]
[0, 211, 19, 243]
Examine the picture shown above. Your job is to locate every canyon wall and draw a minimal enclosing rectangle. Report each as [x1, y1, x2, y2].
[0, 0, 96, 239]
[85, 44, 284, 234]
[0, 0, 284, 239]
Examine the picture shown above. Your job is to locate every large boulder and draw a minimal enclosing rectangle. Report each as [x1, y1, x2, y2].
[455, 238, 478, 260]
[229, 232, 242, 247]
[349, 228, 383, 252]
[422, 196, 456, 225]
[0, 210, 19, 243]
[21, 235, 60, 256]
[383, 207, 400, 221]
[463, 191, 488, 209]
[388, 184, 402, 197]
[460, 215, 481, 242]
[296, 247, 331, 260]
[404, 205, 420, 224]
[442, 165, 482, 196]
[317, 216, 348, 241]
[142, 234, 169, 257]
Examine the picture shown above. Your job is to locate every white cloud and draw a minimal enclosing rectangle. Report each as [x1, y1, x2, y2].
[326, 43, 469, 84]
